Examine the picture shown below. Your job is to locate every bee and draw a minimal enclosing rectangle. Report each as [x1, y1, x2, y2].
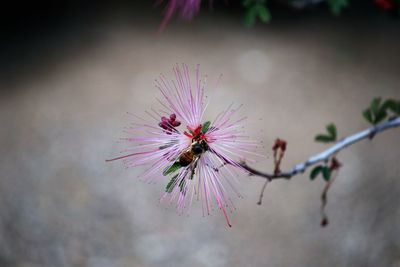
[178, 139, 209, 167]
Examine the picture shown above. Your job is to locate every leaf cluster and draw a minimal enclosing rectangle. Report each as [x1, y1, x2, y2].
[363, 98, 400, 125]
[315, 123, 337, 143]
[243, 0, 271, 26]
[309, 165, 331, 182]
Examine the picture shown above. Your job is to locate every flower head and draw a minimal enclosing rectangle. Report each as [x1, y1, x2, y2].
[108, 64, 260, 226]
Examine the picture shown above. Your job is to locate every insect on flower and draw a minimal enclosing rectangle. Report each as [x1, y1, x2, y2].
[107, 64, 261, 226]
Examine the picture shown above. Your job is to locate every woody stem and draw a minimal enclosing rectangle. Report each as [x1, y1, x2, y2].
[241, 117, 400, 180]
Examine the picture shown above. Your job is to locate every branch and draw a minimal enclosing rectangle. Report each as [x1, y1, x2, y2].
[241, 117, 400, 181]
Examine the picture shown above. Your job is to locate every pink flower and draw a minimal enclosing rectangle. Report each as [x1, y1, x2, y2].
[157, 0, 204, 33]
[107, 64, 260, 226]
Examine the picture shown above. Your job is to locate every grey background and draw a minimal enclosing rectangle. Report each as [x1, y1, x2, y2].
[1, 3, 400, 267]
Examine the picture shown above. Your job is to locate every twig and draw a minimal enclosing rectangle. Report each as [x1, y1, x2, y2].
[320, 171, 338, 227]
[257, 180, 269, 205]
[241, 117, 400, 180]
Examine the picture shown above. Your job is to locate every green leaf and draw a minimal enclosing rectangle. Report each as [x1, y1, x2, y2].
[242, 0, 266, 7]
[383, 99, 400, 115]
[165, 174, 178, 193]
[315, 134, 335, 143]
[370, 97, 382, 116]
[242, 0, 252, 7]
[363, 109, 373, 123]
[315, 123, 337, 143]
[329, 0, 349, 16]
[257, 4, 271, 23]
[326, 123, 337, 141]
[374, 110, 387, 124]
[310, 166, 323, 180]
[322, 167, 331, 182]
[163, 162, 181, 176]
[244, 6, 258, 27]
[201, 121, 211, 134]
[363, 98, 399, 125]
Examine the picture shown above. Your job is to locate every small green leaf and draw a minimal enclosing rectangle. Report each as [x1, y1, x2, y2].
[315, 123, 337, 143]
[322, 167, 331, 182]
[315, 134, 334, 143]
[363, 98, 400, 125]
[257, 4, 271, 23]
[326, 123, 337, 141]
[165, 174, 178, 193]
[310, 166, 323, 180]
[370, 97, 382, 116]
[244, 6, 258, 27]
[383, 99, 400, 115]
[242, 0, 252, 7]
[163, 162, 181, 176]
[374, 110, 387, 124]
[201, 121, 211, 134]
[363, 109, 373, 123]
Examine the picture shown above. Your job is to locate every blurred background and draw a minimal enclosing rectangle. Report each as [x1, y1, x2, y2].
[1, 1, 400, 266]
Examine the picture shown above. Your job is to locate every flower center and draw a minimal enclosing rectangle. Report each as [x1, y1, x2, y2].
[184, 121, 211, 143]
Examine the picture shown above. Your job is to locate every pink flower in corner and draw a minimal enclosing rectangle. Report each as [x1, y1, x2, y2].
[107, 64, 260, 226]
[156, 0, 204, 33]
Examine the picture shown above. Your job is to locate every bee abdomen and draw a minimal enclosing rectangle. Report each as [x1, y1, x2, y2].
[179, 152, 193, 167]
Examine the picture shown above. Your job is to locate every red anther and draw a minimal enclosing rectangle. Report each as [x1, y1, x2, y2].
[187, 126, 194, 133]
[171, 121, 181, 127]
[159, 122, 168, 129]
[184, 131, 193, 138]
[194, 125, 202, 136]
[159, 114, 181, 134]
[187, 125, 203, 139]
